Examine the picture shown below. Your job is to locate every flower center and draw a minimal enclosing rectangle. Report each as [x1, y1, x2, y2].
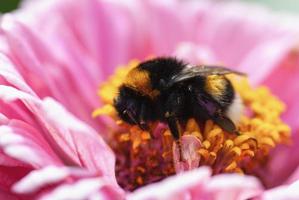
[93, 60, 291, 191]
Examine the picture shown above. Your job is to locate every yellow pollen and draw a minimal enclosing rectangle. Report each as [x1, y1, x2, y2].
[94, 60, 291, 190]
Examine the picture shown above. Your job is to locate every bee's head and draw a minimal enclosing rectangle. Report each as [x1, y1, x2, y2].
[114, 85, 155, 127]
[113, 86, 138, 124]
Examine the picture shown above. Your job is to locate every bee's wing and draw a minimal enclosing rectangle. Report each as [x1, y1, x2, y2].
[167, 65, 245, 88]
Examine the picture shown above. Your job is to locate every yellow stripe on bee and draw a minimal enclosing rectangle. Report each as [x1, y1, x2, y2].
[205, 75, 226, 100]
[123, 68, 160, 99]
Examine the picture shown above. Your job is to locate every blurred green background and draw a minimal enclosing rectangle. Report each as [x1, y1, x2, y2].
[0, 0, 21, 13]
[245, 0, 299, 13]
[0, 0, 299, 13]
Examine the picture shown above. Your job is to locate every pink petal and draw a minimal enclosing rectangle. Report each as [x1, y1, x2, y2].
[39, 177, 123, 200]
[12, 165, 103, 195]
[39, 98, 117, 182]
[0, 54, 118, 186]
[12, 166, 71, 194]
[0, 16, 105, 132]
[0, 88, 117, 183]
[10, 166, 124, 199]
[0, 86, 65, 167]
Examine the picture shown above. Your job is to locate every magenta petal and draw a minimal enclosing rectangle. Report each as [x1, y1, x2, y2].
[0, 164, 31, 197]
[262, 50, 299, 130]
[0, 189, 20, 200]
[255, 48, 299, 187]
[173, 135, 201, 173]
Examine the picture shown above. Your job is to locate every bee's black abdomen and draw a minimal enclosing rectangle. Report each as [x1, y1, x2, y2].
[220, 78, 235, 109]
[206, 76, 235, 111]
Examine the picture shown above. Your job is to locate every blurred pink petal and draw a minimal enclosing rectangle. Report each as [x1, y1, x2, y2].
[174, 42, 216, 65]
[253, 42, 299, 188]
[204, 174, 263, 200]
[259, 180, 299, 200]
[127, 167, 211, 200]
[262, 49, 299, 130]
[128, 167, 262, 200]
[187, 1, 299, 73]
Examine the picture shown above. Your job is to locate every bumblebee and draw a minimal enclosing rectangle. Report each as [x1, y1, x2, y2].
[114, 57, 244, 150]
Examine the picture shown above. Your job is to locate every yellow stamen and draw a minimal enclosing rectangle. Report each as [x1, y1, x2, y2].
[94, 60, 291, 190]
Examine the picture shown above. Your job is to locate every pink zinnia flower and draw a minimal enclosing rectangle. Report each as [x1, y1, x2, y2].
[0, 0, 298, 199]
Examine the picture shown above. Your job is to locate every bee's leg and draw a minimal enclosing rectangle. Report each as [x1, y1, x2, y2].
[166, 115, 181, 139]
[189, 86, 239, 135]
[166, 116, 183, 161]
[213, 113, 239, 135]
[164, 90, 186, 161]
[138, 103, 150, 130]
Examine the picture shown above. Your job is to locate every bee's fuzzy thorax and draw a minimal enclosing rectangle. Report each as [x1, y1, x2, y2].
[138, 57, 186, 90]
